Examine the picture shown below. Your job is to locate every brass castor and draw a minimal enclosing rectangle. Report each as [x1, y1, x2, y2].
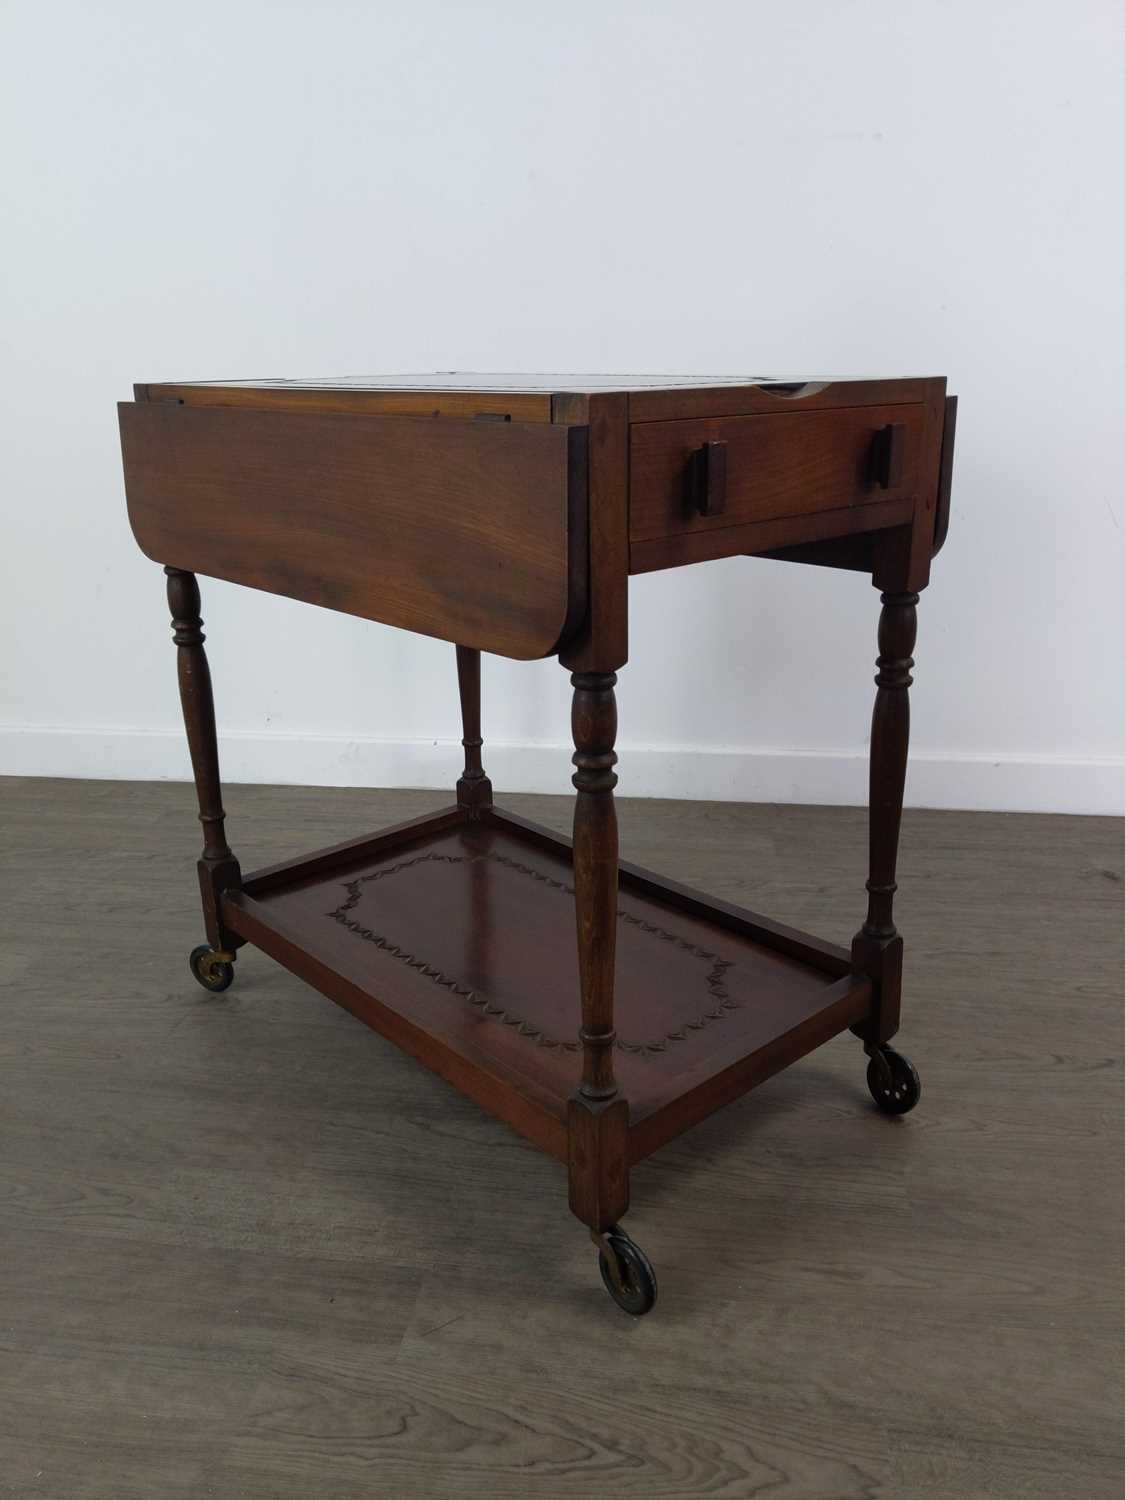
[866, 1045, 921, 1116]
[596, 1225, 657, 1316]
[188, 944, 235, 993]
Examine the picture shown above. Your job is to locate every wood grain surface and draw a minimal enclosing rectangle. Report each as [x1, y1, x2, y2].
[120, 403, 584, 660]
[138, 382, 557, 423]
[2, 778, 1122, 1497]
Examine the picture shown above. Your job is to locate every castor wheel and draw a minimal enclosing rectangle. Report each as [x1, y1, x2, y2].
[596, 1226, 658, 1317]
[866, 1046, 921, 1116]
[188, 944, 235, 993]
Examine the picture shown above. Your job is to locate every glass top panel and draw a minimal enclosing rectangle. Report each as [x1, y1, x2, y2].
[170, 372, 780, 393]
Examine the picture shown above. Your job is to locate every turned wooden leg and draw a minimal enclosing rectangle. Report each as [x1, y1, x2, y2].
[165, 568, 242, 961]
[852, 590, 919, 1044]
[567, 670, 629, 1233]
[455, 645, 493, 816]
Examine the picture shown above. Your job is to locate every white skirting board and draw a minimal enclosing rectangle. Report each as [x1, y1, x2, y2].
[2, 725, 1123, 816]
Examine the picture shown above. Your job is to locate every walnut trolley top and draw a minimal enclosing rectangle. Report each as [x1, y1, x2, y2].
[119, 372, 958, 1316]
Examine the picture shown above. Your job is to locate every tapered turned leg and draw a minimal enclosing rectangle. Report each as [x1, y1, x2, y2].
[454, 645, 492, 816]
[570, 671, 621, 1113]
[568, 671, 627, 1227]
[852, 590, 922, 1114]
[566, 669, 653, 1311]
[165, 567, 242, 988]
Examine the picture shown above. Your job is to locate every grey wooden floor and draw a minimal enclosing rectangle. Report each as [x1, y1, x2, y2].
[2, 778, 1123, 1498]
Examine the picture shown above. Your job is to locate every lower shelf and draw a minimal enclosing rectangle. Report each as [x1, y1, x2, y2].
[222, 804, 872, 1163]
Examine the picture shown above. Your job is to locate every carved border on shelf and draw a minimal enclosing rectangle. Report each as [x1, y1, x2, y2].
[326, 850, 737, 1056]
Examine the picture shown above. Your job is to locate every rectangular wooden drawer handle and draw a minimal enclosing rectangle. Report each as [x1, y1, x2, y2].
[871, 422, 906, 489]
[687, 439, 727, 517]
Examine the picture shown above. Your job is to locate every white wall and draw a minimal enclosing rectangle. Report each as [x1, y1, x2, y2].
[2, 0, 1123, 814]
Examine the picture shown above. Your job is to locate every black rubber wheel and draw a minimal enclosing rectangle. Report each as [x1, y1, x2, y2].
[866, 1046, 921, 1115]
[597, 1228, 658, 1317]
[188, 944, 235, 993]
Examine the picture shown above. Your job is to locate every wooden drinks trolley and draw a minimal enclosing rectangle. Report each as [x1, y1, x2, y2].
[119, 373, 957, 1316]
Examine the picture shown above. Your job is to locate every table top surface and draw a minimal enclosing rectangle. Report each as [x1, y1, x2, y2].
[143, 371, 939, 433]
[166, 372, 787, 394]
[122, 370, 953, 658]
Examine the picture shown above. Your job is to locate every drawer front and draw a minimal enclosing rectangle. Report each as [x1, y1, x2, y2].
[629, 403, 925, 543]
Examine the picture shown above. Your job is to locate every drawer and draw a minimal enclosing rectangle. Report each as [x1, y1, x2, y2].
[629, 403, 926, 543]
